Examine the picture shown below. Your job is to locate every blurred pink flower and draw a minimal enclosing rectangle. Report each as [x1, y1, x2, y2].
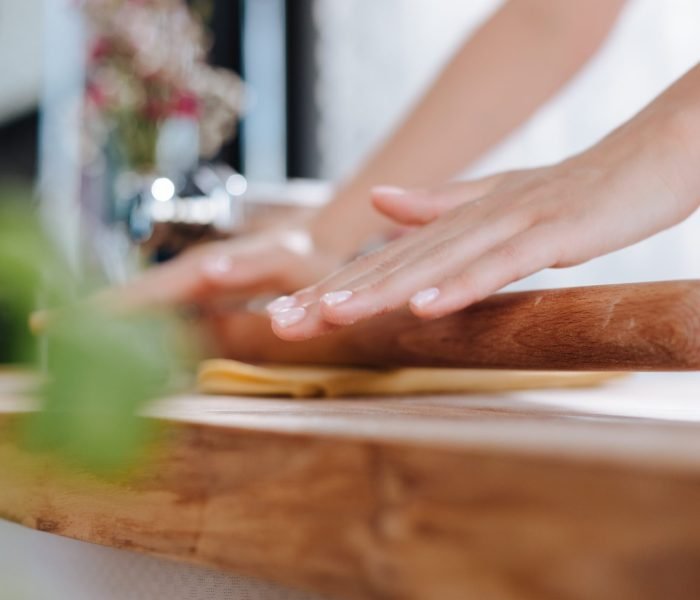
[80, 0, 243, 169]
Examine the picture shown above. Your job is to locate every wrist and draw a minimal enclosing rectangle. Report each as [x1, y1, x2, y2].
[657, 104, 700, 211]
[304, 214, 354, 263]
[306, 185, 393, 261]
[593, 100, 700, 215]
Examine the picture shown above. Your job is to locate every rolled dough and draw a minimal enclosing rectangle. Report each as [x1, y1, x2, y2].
[197, 359, 625, 398]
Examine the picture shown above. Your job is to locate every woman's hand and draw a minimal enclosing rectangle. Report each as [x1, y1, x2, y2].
[107, 220, 346, 314]
[268, 110, 700, 340]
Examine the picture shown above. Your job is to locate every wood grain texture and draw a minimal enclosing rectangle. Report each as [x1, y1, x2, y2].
[3, 375, 700, 600]
[205, 280, 700, 371]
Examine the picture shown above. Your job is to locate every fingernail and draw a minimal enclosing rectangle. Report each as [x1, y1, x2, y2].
[410, 287, 440, 309]
[272, 307, 306, 328]
[373, 185, 406, 197]
[321, 290, 353, 307]
[266, 295, 297, 314]
[202, 255, 233, 278]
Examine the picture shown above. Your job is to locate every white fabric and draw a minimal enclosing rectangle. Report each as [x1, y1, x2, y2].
[313, 0, 700, 286]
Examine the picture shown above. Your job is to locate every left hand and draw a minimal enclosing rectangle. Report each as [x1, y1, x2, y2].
[267, 128, 698, 340]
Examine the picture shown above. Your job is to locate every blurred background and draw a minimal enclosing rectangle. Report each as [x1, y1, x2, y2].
[1, 0, 699, 289]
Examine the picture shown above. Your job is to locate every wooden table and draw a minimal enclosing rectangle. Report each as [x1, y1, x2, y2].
[1, 372, 700, 600]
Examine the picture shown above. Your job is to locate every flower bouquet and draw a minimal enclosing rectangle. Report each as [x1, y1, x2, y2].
[80, 0, 243, 173]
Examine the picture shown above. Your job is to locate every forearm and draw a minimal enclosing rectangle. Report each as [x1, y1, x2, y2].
[665, 66, 700, 208]
[589, 62, 700, 216]
[312, 0, 627, 256]
[640, 63, 700, 210]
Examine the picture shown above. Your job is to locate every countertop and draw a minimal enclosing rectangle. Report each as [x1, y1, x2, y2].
[1, 372, 700, 599]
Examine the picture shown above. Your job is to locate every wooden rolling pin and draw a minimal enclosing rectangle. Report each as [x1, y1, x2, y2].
[205, 280, 700, 371]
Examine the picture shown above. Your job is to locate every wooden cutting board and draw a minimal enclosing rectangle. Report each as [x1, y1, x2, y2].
[2, 373, 700, 599]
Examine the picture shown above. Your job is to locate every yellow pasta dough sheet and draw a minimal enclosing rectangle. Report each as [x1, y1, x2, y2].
[198, 359, 625, 398]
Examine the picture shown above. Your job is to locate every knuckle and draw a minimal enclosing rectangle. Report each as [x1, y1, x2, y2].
[511, 208, 538, 231]
[552, 250, 585, 269]
[526, 197, 562, 226]
[501, 205, 538, 232]
[495, 241, 521, 264]
[493, 241, 534, 282]
[527, 201, 559, 224]
[547, 238, 575, 267]
[541, 221, 583, 267]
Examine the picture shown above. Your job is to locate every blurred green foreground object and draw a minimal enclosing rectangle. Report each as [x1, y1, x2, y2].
[0, 187, 174, 472]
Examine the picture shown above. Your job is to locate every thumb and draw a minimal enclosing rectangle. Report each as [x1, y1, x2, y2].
[371, 177, 501, 225]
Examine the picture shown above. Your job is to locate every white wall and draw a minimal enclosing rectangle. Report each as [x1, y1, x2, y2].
[312, 0, 700, 286]
[0, 0, 43, 123]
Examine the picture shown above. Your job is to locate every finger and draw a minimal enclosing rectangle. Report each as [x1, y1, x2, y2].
[103, 238, 285, 314]
[289, 197, 499, 310]
[270, 301, 340, 341]
[409, 226, 560, 320]
[112, 253, 262, 311]
[315, 210, 529, 326]
[103, 253, 211, 312]
[371, 175, 505, 226]
[288, 233, 429, 309]
[200, 248, 285, 290]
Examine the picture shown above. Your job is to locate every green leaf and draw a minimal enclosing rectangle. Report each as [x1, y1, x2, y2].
[27, 309, 174, 472]
[0, 185, 178, 473]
